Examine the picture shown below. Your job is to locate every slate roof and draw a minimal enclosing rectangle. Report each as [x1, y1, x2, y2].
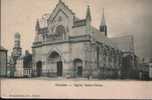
[110, 35, 134, 53]
[91, 27, 118, 49]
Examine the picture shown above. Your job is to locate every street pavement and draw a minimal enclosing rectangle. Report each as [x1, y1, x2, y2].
[1, 78, 152, 99]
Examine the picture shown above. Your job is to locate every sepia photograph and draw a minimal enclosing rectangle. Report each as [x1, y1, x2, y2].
[0, 0, 152, 99]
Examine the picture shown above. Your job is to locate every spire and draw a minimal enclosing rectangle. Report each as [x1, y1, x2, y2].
[59, 0, 63, 3]
[101, 8, 106, 26]
[86, 5, 91, 22]
[35, 19, 40, 34]
[100, 8, 108, 37]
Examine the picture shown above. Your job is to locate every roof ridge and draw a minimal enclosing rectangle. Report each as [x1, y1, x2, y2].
[60, 0, 75, 15]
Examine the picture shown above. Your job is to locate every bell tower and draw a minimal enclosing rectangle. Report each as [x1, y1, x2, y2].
[12, 32, 22, 60]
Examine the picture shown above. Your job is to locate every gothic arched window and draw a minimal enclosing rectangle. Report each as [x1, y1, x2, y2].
[55, 25, 66, 40]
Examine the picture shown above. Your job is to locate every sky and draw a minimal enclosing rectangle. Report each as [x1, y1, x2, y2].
[1, 0, 152, 60]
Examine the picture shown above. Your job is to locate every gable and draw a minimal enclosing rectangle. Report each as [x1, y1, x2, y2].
[47, 1, 76, 36]
[48, 1, 75, 25]
[52, 9, 69, 23]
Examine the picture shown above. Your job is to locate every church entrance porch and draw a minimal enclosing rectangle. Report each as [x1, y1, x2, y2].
[48, 51, 63, 77]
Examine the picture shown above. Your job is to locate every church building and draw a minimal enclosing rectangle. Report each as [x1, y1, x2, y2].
[32, 0, 135, 79]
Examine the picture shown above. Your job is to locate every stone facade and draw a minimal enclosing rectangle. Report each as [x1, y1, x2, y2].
[32, 0, 133, 79]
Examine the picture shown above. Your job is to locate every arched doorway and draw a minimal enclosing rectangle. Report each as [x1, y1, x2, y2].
[36, 61, 42, 77]
[48, 51, 63, 77]
[73, 59, 83, 77]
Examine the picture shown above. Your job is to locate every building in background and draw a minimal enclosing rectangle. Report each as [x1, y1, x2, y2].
[8, 32, 22, 77]
[8, 32, 33, 78]
[7, 53, 16, 77]
[12, 32, 22, 61]
[139, 63, 149, 80]
[0, 46, 7, 77]
[149, 59, 152, 80]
